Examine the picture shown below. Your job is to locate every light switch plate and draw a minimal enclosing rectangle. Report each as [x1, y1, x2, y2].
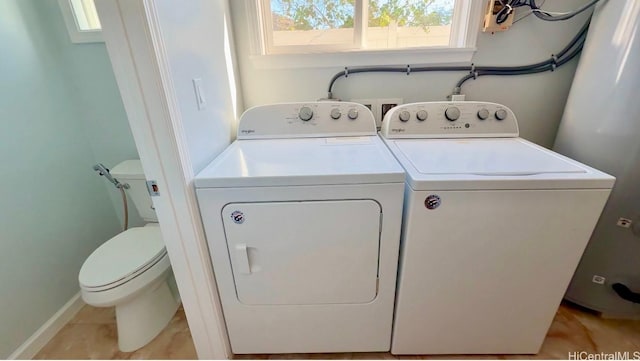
[193, 78, 206, 110]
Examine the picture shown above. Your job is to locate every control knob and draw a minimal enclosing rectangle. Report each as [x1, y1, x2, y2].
[330, 108, 342, 119]
[416, 110, 428, 121]
[477, 108, 489, 120]
[495, 109, 508, 121]
[399, 110, 411, 122]
[299, 106, 313, 121]
[445, 107, 460, 121]
[347, 108, 358, 120]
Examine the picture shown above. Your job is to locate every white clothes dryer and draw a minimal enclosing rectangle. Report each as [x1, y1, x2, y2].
[380, 101, 614, 355]
[195, 102, 405, 354]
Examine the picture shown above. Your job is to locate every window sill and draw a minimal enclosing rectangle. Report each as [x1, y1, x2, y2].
[249, 47, 476, 70]
[68, 30, 103, 44]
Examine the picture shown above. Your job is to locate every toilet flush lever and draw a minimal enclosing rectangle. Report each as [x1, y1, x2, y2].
[146, 180, 160, 196]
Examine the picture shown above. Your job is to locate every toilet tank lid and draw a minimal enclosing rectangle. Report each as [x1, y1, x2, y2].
[111, 160, 145, 180]
[79, 226, 166, 288]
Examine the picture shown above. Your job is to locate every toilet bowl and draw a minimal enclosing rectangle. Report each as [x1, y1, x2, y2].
[79, 160, 179, 352]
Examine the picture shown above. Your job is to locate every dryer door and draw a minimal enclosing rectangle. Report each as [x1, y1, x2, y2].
[222, 200, 381, 305]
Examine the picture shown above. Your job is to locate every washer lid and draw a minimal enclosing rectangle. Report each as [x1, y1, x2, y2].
[194, 136, 405, 188]
[79, 227, 166, 288]
[398, 138, 584, 176]
[385, 138, 614, 190]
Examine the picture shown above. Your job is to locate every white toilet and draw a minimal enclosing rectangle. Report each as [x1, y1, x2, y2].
[79, 160, 179, 352]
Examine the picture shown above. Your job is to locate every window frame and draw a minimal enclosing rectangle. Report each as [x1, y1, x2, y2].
[58, 0, 103, 43]
[246, 0, 484, 69]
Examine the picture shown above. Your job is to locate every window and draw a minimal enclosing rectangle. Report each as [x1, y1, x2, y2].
[58, 0, 103, 43]
[247, 0, 483, 68]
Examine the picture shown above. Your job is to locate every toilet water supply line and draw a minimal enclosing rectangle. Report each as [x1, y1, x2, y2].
[93, 163, 129, 231]
[119, 187, 129, 231]
[325, 15, 592, 100]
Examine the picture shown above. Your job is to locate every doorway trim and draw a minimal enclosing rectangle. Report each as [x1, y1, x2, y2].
[94, 0, 232, 358]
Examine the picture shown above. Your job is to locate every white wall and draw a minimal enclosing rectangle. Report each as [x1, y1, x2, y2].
[154, 0, 243, 174]
[0, 0, 128, 357]
[230, 0, 593, 147]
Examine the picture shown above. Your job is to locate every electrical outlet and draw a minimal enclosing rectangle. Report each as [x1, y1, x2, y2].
[379, 98, 403, 127]
[617, 217, 632, 228]
[351, 98, 403, 128]
[351, 98, 378, 126]
[483, 0, 514, 33]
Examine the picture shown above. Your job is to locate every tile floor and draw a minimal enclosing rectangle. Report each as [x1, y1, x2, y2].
[35, 306, 197, 359]
[35, 302, 640, 360]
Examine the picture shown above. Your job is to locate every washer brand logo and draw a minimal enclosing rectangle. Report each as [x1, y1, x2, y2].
[240, 129, 255, 134]
[231, 211, 245, 224]
[425, 195, 441, 210]
[391, 128, 406, 133]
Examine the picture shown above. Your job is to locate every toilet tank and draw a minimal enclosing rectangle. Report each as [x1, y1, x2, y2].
[111, 160, 158, 222]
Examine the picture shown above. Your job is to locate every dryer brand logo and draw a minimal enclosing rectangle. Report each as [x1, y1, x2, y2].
[240, 129, 255, 134]
[391, 128, 406, 133]
[231, 211, 245, 224]
[425, 195, 441, 210]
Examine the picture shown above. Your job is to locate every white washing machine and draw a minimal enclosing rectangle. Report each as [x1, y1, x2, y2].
[380, 101, 614, 355]
[195, 102, 405, 354]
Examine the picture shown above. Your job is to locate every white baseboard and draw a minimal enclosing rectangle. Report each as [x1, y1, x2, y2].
[8, 292, 85, 360]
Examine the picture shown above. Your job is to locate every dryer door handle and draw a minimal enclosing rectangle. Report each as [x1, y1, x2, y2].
[235, 243, 251, 274]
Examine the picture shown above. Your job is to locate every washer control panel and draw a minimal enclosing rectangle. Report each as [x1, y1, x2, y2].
[380, 101, 519, 139]
[238, 102, 376, 139]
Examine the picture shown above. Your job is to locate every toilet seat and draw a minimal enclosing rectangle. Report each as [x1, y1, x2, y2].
[80, 226, 166, 291]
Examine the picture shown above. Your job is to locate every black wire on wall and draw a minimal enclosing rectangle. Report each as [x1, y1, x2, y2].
[326, 1, 598, 100]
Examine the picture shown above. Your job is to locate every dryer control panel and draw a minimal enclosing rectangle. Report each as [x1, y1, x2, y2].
[238, 102, 376, 139]
[380, 101, 519, 139]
